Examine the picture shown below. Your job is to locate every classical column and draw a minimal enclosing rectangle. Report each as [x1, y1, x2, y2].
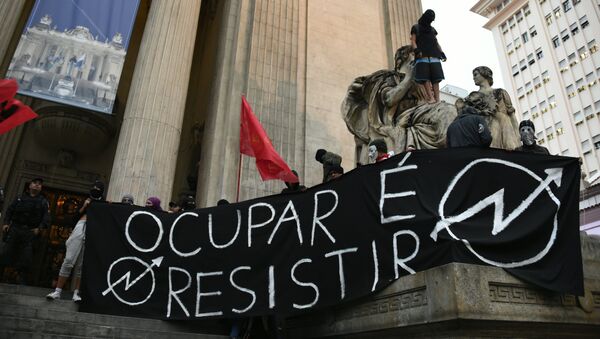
[0, 0, 26, 65]
[0, 0, 27, 187]
[107, 0, 201, 204]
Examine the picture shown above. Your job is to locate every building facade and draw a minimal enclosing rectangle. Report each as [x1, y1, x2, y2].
[0, 0, 421, 285]
[471, 0, 600, 178]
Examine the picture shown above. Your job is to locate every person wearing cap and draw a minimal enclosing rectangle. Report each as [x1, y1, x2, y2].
[0, 178, 50, 284]
[315, 149, 342, 183]
[514, 120, 549, 155]
[121, 194, 135, 205]
[46, 180, 104, 302]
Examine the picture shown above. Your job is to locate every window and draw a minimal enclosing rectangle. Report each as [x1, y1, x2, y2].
[568, 53, 576, 62]
[540, 100, 548, 112]
[506, 42, 513, 50]
[549, 95, 556, 108]
[523, 110, 530, 120]
[566, 84, 575, 95]
[595, 99, 600, 110]
[580, 15, 589, 29]
[573, 0, 581, 4]
[552, 36, 560, 48]
[530, 26, 537, 37]
[519, 59, 527, 71]
[554, 7, 561, 18]
[562, 149, 570, 156]
[570, 22, 579, 35]
[527, 53, 535, 65]
[524, 5, 531, 16]
[517, 87, 524, 96]
[514, 37, 521, 49]
[559, 59, 567, 70]
[509, 17, 515, 28]
[584, 105, 593, 118]
[574, 111, 583, 123]
[582, 140, 591, 154]
[516, 11, 523, 22]
[534, 76, 541, 87]
[579, 46, 589, 59]
[561, 29, 570, 42]
[576, 78, 585, 91]
[594, 135, 600, 149]
[589, 40, 598, 53]
[542, 70, 549, 82]
[555, 122, 564, 135]
[546, 127, 554, 140]
[525, 81, 533, 91]
[568, 52, 578, 66]
[512, 64, 519, 76]
[536, 47, 543, 59]
[522, 32, 529, 43]
[563, 0, 572, 12]
[586, 72, 595, 82]
[501, 23, 508, 34]
[536, 132, 544, 141]
[546, 14, 553, 25]
[531, 105, 539, 118]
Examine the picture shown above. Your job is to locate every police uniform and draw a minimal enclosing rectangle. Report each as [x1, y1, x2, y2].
[1, 193, 50, 282]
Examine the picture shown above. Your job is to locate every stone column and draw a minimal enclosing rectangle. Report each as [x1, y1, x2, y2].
[0, 0, 28, 187]
[107, 0, 201, 204]
[0, 0, 26, 66]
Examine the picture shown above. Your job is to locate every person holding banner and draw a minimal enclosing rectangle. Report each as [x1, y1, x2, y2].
[46, 181, 105, 302]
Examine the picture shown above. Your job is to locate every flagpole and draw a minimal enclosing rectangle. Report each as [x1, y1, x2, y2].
[236, 153, 242, 202]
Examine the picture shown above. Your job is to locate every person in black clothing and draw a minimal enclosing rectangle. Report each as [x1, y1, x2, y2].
[410, 9, 447, 103]
[315, 149, 342, 183]
[0, 178, 50, 284]
[514, 120, 550, 154]
[281, 170, 307, 194]
[446, 106, 492, 148]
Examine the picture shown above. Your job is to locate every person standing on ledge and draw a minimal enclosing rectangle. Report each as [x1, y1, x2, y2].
[410, 9, 447, 103]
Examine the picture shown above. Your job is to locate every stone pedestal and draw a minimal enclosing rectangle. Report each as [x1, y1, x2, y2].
[107, 0, 201, 204]
[285, 234, 600, 338]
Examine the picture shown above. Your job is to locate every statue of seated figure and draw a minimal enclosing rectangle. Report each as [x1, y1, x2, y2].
[342, 45, 457, 165]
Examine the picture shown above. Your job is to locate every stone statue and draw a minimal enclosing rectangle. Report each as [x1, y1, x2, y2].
[463, 66, 520, 150]
[342, 45, 457, 164]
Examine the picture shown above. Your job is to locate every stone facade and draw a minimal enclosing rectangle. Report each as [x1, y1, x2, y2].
[285, 233, 600, 338]
[0, 0, 422, 208]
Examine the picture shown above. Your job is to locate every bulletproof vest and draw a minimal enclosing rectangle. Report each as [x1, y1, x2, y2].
[12, 195, 45, 227]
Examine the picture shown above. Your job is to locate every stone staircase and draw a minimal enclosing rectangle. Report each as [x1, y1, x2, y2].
[0, 283, 229, 338]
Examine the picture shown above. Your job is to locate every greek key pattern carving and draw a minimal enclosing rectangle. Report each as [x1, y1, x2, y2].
[489, 283, 576, 306]
[336, 287, 428, 320]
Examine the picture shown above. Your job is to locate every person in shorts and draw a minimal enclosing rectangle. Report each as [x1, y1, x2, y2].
[410, 9, 447, 103]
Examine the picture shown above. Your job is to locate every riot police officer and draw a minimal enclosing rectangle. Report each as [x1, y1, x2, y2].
[0, 178, 50, 284]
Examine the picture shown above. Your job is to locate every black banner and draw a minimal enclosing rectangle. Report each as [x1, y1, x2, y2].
[82, 148, 583, 320]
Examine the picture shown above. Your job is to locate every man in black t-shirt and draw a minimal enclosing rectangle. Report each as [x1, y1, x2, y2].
[410, 9, 447, 103]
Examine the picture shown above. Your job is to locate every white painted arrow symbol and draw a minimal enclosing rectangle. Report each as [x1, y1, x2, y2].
[102, 256, 163, 296]
[431, 167, 563, 241]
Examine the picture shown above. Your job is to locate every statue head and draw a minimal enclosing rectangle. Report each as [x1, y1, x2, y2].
[473, 66, 493, 86]
[519, 120, 536, 146]
[394, 45, 414, 72]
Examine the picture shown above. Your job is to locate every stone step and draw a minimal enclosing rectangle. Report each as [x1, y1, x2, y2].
[0, 283, 229, 338]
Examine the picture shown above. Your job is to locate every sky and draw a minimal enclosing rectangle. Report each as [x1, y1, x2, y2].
[422, 0, 505, 92]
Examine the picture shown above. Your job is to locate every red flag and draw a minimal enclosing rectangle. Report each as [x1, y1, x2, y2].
[0, 79, 38, 135]
[240, 96, 298, 183]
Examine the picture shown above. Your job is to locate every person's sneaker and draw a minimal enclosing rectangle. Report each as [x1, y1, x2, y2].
[46, 290, 61, 300]
[72, 292, 82, 303]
